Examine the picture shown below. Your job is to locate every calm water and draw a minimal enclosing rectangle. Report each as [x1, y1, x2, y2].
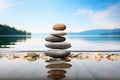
[1, 35, 120, 80]
[0, 35, 120, 51]
[0, 52, 120, 80]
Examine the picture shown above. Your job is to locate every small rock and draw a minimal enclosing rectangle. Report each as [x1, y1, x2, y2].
[53, 24, 66, 30]
[50, 31, 67, 36]
[38, 53, 45, 58]
[26, 57, 37, 62]
[22, 52, 37, 57]
[44, 49, 70, 58]
[94, 53, 102, 58]
[45, 35, 65, 42]
[45, 42, 71, 49]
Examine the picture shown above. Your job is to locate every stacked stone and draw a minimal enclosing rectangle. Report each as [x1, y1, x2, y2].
[45, 24, 71, 58]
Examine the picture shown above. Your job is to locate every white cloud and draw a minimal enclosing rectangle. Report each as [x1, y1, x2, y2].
[76, 3, 120, 29]
[0, 0, 5, 5]
[0, 0, 25, 12]
[0, 0, 6, 11]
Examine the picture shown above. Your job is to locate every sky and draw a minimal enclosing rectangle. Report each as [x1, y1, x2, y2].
[0, 0, 120, 33]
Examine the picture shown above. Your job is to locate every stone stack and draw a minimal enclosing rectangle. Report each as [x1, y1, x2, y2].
[45, 24, 71, 58]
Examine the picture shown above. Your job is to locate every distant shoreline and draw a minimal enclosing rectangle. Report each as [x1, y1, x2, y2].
[0, 34, 31, 37]
[0, 24, 31, 35]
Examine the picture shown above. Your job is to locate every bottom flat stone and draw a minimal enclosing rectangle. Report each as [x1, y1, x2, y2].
[44, 49, 70, 58]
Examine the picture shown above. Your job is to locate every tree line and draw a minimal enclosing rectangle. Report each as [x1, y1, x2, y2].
[0, 24, 31, 35]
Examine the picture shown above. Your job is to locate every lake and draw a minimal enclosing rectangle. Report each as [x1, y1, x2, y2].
[0, 35, 120, 51]
[0, 35, 120, 80]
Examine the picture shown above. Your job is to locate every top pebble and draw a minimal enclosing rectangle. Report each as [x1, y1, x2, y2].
[53, 24, 66, 31]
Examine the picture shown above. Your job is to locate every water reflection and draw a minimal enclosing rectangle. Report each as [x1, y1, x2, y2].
[0, 36, 31, 48]
[0, 52, 120, 80]
[45, 59, 72, 80]
[47, 70, 66, 79]
[67, 35, 120, 42]
[0, 35, 120, 50]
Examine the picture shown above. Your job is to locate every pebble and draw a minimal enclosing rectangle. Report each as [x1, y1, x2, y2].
[23, 52, 37, 57]
[50, 31, 67, 36]
[44, 49, 70, 58]
[53, 24, 66, 30]
[45, 42, 71, 49]
[45, 35, 65, 42]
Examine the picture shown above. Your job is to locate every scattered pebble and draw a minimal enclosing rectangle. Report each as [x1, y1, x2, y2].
[1, 52, 120, 62]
